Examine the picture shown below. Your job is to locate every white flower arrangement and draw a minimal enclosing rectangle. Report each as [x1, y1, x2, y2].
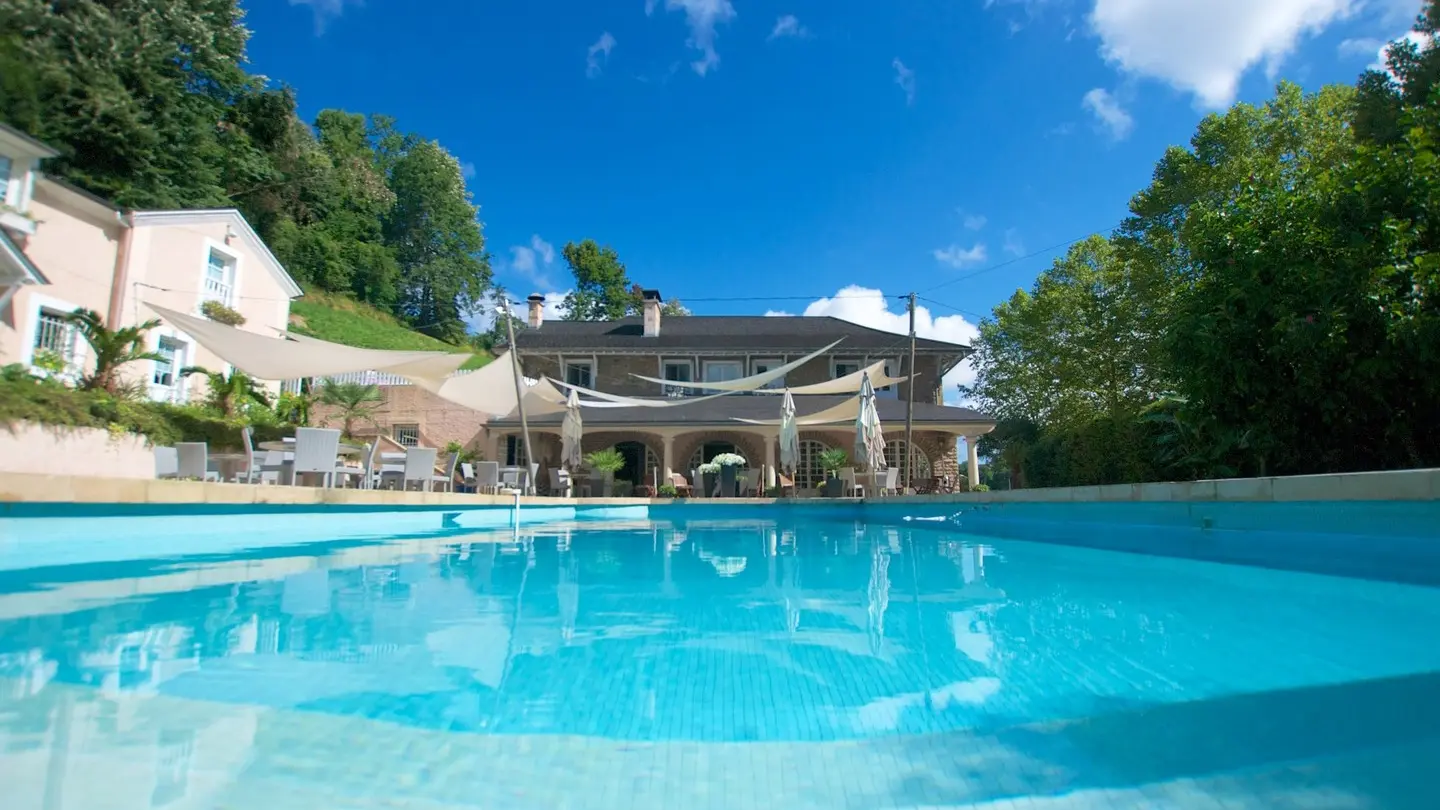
[697, 462, 721, 475]
[713, 453, 747, 467]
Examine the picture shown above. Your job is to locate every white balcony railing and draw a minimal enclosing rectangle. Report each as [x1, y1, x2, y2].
[201, 275, 232, 306]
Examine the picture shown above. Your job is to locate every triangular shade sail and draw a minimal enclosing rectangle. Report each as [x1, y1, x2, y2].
[765, 359, 912, 395]
[549, 377, 739, 408]
[628, 339, 843, 391]
[733, 396, 862, 427]
[431, 359, 569, 417]
[146, 303, 469, 392]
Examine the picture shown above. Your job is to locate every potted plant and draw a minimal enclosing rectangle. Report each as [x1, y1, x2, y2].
[697, 461, 720, 497]
[583, 448, 626, 497]
[818, 448, 850, 497]
[712, 452, 747, 497]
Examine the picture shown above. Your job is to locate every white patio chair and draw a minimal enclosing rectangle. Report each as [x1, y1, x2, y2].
[335, 441, 379, 489]
[548, 467, 573, 498]
[258, 450, 289, 485]
[838, 467, 863, 498]
[154, 447, 178, 479]
[432, 452, 460, 492]
[499, 467, 521, 494]
[175, 443, 219, 481]
[396, 447, 438, 492]
[290, 428, 342, 487]
[473, 461, 500, 494]
[881, 467, 900, 496]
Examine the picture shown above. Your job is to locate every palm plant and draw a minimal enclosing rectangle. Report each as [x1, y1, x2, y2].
[181, 366, 272, 418]
[318, 378, 382, 438]
[66, 309, 164, 394]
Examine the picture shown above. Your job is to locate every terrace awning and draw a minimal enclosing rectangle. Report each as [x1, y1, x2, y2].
[146, 303, 469, 392]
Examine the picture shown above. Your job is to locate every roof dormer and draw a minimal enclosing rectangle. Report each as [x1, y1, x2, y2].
[0, 122, 61, 237]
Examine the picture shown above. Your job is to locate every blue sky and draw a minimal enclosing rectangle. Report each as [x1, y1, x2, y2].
[244, 0, 1423, 395]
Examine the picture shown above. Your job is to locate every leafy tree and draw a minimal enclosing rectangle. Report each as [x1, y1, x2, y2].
[383, 139, 491, 341]
[317, 379, 382, 438]
[180, 366, 271, 418]
[64, 309, 164, 394]
[562, 240, 632, 321]
[0, 0, 250, 208]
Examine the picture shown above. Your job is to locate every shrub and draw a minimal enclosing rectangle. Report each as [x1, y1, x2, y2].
[973, 483, 991, 492]
[200, 300, 247, 326]
[584, 447, 626, 474]
[818, 448, 850, 473]
[656, 483, 679, 498]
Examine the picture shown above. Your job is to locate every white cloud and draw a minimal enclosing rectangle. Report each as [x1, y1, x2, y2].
[934, 243, 989, 268]
[650, 0, 737, 76]
[1082, 87, 1134, 140]
[1089, 0, 1356, 109]
[288, 0, 356, 34]
[1003, 228, 1026, 257]
[508, 235, 558, 289]
[765, 285, 981, 400]
[587, 32, 617, 78]
[961, 212, 988, 231]
[469, 290, 570, 333]
[1339, 36, 1383, 57]
[893, 58, 916, 105]
[769, 14, 809, 40]
[460, 162, 476, 180]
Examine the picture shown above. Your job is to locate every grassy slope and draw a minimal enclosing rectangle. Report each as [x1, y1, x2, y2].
[288, 291, 491, 370]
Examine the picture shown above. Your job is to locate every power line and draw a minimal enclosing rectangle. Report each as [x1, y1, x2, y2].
[919, 229, 1111, 295]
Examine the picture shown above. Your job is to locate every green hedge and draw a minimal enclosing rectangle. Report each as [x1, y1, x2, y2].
[0, 371, 290, 449]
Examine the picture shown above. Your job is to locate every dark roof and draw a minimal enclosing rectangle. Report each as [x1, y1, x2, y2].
[489, 395, 991, 429]
[513, 316, 969, 354]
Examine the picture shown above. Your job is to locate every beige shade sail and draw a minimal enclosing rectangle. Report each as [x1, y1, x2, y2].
[627, 339, 843, 391]
[734, 395, 862, 427]
[763, 359, 912, 395]
[549, 378, 739, 408]
[145, 303, 469, 392]
[431, 359, 569, 417]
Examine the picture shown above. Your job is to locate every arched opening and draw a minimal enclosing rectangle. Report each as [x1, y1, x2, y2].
[796, 439, 831, 490]
[613, 441, 660, 487]
[686, 440, 742, 475]
[884, 440, 932, 487]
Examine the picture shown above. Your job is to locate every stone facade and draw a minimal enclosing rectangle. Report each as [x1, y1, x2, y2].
[312, 385, 488, 453]
[518, 351, 952, 403]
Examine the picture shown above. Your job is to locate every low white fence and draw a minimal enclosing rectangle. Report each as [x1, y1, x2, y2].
[280, 367, 481, 393]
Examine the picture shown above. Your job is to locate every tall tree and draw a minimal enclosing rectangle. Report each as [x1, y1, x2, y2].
[0, 0, 251, 208]
[561, 240, 633, 321]
[382, 140, 490, 341]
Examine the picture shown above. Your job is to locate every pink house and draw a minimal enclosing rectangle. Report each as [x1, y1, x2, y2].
[0, 123, 302, 401]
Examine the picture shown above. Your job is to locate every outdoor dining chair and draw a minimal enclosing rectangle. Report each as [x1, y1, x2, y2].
[400, 447, 439, 491]
[290, 428, 343, 487]
[335, 441, 379, 489]
[473, 461, 500, 494]
[548, 467, 573, 498]
[432, 452, 460, 492]
[175, 443, 219, 481]
[154, 446, 179, 479]
[880, 467, 900, 496]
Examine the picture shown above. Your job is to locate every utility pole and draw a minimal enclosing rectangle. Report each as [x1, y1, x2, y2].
[502, 297, 535, 495]
[904, 292, 917, 493]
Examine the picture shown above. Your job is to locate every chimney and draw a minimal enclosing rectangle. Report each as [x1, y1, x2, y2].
[642, 289, 662, 337]
[526, 293, 545, 329]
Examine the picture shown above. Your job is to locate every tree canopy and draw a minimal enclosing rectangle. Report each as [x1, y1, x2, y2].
[966, 7, 1440, 487]
[0, 0, 490, 341]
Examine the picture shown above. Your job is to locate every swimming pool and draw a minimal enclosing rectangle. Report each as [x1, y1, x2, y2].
[1, 508, 1438, 809]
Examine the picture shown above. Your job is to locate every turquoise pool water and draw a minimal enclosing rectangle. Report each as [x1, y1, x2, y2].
[1, 511, 1438, 808]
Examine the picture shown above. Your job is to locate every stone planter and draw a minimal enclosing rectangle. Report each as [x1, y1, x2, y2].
[719, 465, 738, 498]
[823, 473, 841, 497]
[702, 472, 718, 498]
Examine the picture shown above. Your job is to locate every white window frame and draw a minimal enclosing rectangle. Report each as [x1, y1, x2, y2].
[0, 155, 13, 206]
[702, 360, 743, 385]
[831, 358, 863, 380]
[750, 357, 784, 390]
[198, 238, 243, 312]
[22, 292, 86, 382]
[659, 358, 695, 397]
[563, 358, 594, 389]
[149, 326, 192, 404]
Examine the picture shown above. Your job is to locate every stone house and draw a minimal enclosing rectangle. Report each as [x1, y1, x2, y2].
[484, 290, 995, 491]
